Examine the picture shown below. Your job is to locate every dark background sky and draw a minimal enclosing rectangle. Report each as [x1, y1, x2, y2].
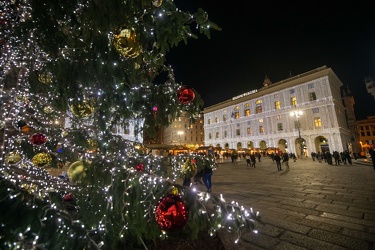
[166, 0, 375, 120]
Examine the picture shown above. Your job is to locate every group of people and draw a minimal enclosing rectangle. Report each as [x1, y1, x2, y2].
[183, 154, 217, 193]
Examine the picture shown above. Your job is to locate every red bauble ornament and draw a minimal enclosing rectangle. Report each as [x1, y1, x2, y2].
[30, 133, 47, 145]
[177, 87, 195, 105]
[152, 106, 158, 112]
[136, 163, 144, 172]
[155, 194, 189, 232]
[63, 193, 74, 202]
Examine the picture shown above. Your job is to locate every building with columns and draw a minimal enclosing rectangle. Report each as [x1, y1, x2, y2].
[203, 66, 352, 157]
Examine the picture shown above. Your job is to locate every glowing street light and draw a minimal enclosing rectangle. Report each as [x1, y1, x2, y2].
[290, 110, 304, 158]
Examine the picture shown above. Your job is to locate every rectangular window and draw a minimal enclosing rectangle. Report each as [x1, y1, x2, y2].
[308, 83, 314, 89]
[124, 126, 130, 134]
[244, 109, 251, 116]
[366, 131, 371, 136]
[256, 106, 262, 114]
[247, 121, 251, 125]
[215, 132, 219, 138]
[290, 89, 295, 94]
[291, 97, 297, 106]
[215, 117, 219, 123]
[276, 115, 281, 120]
[234, 111, 240, 119]
[259, 118, 263, 123]
[208, 133, 212, 139]
[277, 123, 283, 131]
[314, 117, 322, 128]
[207, 119, 211, 124]
[236, 129, 240, 136]
[361, 132, 365, 136]
[308, 92, 316, 101]
[247, 127, 251, 134]
[275, 101, 281, 109]
[312, 108, 319, 113]
[294, 121, 299, 129]
[223, 115, 227, 122]
[224, 131, 227, 138]
[259, 126, 264, 133]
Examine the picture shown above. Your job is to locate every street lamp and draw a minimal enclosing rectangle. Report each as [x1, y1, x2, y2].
[177, 131, 184, 146]
[290, 110, 304, 158]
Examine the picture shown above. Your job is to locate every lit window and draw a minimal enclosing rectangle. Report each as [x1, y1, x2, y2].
[291, 97, 297, 106]
[244, 103, 250, 108]
[256, 106, 262, 114]
[259, 126, 264, 133]
[259, 119, 263, 123]
[215, 117, 219, 123]
[244, 109, 251, 116]
[255, 99, 262, 104]
[247, 127, 251, 134]
[276, 115, 281, 120]
[234, 111, 240, 119]
[216, 132, 219, 138]
[207, 119, 211, 124]
[234, 106, 239, 110]
[314, 117, 322, 128]
[275, 101, 280, 109]
[223, 114, 227, 121]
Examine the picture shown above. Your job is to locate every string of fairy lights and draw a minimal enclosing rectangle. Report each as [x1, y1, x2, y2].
[1, 0, 259, 248]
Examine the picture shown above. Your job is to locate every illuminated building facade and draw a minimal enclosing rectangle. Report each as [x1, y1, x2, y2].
[203, 66, 352, 157]
[356, 116, 375, 155]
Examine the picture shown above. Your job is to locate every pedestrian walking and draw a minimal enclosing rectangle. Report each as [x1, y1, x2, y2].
[245, 154, 251, 166]
[203, 155, 216, 192]
[282, 152, 289, 170]
[250, 153, 256, 168]
[274, 153, 282, 171]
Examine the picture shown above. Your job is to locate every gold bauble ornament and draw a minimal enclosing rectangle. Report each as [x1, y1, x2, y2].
[38, 72, 53, 84]
[152, 0, 163, 7]
[71, 100, 94, 118]
[32, 152, 52, 167]
[87, 139, 99, 153]
[43, 105, 54, 114]
[68, 161, 88, 182]
[112, 28, 142, 58]
[5, 151, 22, 165]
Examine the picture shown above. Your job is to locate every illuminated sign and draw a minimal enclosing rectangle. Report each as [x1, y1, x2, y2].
[232, 89, 258, 100]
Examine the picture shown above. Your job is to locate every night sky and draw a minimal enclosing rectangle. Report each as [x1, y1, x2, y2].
[166, 0, 375, 120]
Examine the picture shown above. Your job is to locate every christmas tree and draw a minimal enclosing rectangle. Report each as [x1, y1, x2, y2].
[0, 1, 259, 249]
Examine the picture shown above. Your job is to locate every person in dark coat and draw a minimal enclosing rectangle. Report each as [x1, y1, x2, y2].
[274, 153, 282, 171]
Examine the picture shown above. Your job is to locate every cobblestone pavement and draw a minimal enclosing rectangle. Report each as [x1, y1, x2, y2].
[207, 157, 375, 250]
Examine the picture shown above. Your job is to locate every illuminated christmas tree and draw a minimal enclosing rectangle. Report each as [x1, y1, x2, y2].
[0, 1, 259, 249]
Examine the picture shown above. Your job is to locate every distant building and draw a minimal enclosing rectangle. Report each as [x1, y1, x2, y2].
[365, 76, 375, 100]
[203, 66, 353, 157]
[356, 116, 375, 155]
[161, 112, 204, 151]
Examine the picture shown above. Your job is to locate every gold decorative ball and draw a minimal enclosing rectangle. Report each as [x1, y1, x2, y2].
[32, 152, 52, 167]
[43, 105, 54, 114]
[112, 28, 142, 58]
[68, 161, 87, 182]
[71, 101, 94, 118]
[38, 72, 53, 84]
[152, 0, 163, 7]
[6, 152, 22, 165]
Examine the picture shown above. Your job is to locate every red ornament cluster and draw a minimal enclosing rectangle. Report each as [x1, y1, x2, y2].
[136, 162, 144, 172]
[155, 194, 189, 232]
[177, 86, 195, 105]
[30, 133, 47, 145]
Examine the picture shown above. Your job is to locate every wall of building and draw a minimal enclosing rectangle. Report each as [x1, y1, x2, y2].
[203, 66, 352, 157]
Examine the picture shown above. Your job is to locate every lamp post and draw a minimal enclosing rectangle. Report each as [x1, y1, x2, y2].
[290, 110, 304, 158]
